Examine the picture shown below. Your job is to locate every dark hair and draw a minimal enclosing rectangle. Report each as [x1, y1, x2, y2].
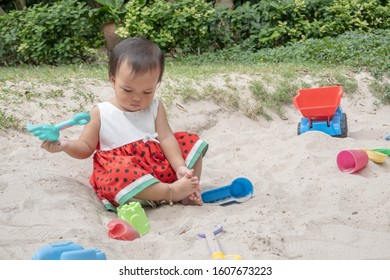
[108, 37, 165, 82]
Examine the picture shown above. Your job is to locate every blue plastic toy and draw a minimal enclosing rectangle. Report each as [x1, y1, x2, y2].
[32, 241, 107, 260]
[298, 106, 347, 137]
[201, 178, 254, 206]
[385, 134, 390, 141]
[27, 112, 91, 141]
[293, 86, 348, 138]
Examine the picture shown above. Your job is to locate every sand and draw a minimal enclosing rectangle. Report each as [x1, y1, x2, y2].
[0, 73, 389, 260]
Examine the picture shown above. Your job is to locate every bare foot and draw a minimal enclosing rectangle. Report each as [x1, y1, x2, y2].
[181, 190, 203, 206]
[170, 170, 200, 202]
[175, 167, 203, 206]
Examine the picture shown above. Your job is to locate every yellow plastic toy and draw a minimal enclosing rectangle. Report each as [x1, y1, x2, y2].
[362, 149, 387, 164]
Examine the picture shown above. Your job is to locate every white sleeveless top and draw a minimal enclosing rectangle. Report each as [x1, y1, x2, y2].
[97, 98, 159, 151]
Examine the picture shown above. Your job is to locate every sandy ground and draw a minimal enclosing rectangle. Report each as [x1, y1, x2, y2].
[0, 73, 389, 260]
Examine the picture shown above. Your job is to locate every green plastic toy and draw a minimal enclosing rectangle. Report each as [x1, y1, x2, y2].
[372, 148, 390, 156]
[117, 202, 150, 236]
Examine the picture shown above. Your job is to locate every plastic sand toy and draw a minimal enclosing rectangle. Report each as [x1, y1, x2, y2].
[27, 112, 91, 141]
[363, 149, 388, 164]
[107, 219, 140, 241]
[32, 241, 106, 260]
[337, 150, 369, 173]
[198, 225, 242, 260]
[293, 86, 347, 137]
[201, 178, 253, 206]
[117, 202, 150, 236]
[372, 148, 390, 156]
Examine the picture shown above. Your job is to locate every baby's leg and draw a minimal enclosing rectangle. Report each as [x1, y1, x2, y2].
[134, 170, 199, 203]
[181, 156, 203, 205]
[181, 190, 203, 206]
[192, 155, 203, 180]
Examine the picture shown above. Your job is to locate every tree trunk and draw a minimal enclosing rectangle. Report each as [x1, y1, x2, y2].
[102, 22, 122, 56]
[215, 0, 234, 9]
[0, 7, 6, 16]
[14, 0, 27, 10]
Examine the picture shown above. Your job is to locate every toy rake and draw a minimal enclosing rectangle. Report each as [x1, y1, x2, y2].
[198, 225, 242, 260]
[26, 112, 91, 141]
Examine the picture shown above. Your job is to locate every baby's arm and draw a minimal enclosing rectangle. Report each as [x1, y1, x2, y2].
[155, 102, 203, 205]
[41, 106, 100, 159]
[155, 101, 188, 174]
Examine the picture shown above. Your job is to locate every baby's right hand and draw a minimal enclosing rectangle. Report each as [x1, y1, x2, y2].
[176, 165, 192, 180]
[41, 140, 66, 153]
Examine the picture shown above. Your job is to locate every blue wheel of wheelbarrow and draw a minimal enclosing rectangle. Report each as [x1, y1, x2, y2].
[229, 178, 253, 198]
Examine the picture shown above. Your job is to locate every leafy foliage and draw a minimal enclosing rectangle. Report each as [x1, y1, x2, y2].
[0, 0, 389, 64]
[117, 0, 389, 54]
[253, 0, 390, 48]
[209, 2, 263, 50]
[0, 0, 100, 65]
[116, 0, 215, 54]
[255, 29, 390, 76]
[92, 0, 127, 24]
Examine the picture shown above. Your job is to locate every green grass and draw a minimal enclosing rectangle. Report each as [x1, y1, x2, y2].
[370, 81, 390, 105]
[0, 109, 20, 129]
[0, 61, 384, 130]
[0, 64, 108, 84]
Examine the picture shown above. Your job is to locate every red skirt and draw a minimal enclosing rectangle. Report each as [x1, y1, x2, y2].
[90, 132, 208, 211]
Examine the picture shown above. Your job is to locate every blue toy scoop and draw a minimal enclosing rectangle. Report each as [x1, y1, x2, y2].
[26, 112, 91, 141]
[201, 178, 254, 206]
[32, 241, 106, 260]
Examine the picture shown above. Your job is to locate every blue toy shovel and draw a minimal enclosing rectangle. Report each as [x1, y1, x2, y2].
[201, 178, 254, 206]
[26, 112, 91, 141]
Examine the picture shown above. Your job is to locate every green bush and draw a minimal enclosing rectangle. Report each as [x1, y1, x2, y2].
[1, 0, 389, 65]
[0, 0, 101, 65]
[0, 9, 23, 64]
[256, 0, 329, 47]
[320, 0, 390, 35]
[256, 0, 390, 48]
[116, 0, 216, 54]
[116, 0, 389, 54]
[210, 3, 262, 50]
[256, 29, 390, 76]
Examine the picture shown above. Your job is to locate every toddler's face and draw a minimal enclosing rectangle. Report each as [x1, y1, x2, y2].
[111, 62, 160, 112]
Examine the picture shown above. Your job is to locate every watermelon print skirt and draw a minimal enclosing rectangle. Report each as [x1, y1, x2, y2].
[90, 132, 208, 211]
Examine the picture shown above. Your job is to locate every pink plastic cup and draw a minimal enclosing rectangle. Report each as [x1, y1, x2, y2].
[337, 150, 369, 173]
[107, 219, 140, 241]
